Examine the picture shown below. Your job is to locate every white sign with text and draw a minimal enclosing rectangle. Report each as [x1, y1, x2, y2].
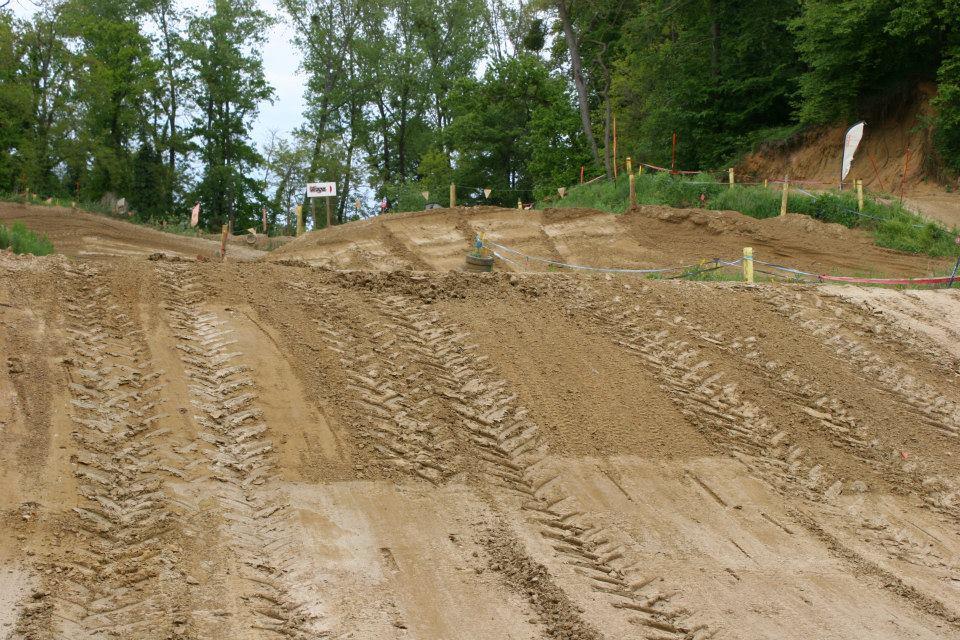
[306, 182, 337, 197]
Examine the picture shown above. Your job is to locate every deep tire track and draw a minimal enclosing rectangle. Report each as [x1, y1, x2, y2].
[374, 293, 712, 640]
[158, 264, 325, 639]
[568, 292, 960, 630]
[44, 262, 186, 639]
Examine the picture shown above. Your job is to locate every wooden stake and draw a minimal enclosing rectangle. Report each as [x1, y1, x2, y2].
[517, 199, 522, 210]
[671, 132, 677, 173]
[325, 195, 332, 228]
[449, 183, 456, 208]
[220, 224, 228, 260]
[262, 206, 268, 233]
[626, 156, 632, 176]
[743, 247, 754, 284]
[763, 179, 768, 189]
[728, 168, 735, 188]
[780, 178, 789, 216]
[629, 174, 636, 208]
[296, 204, 304, 236]
[856, 179, 864, 212]
[310, 197, 318, 229]
[580, 166, 585, 184]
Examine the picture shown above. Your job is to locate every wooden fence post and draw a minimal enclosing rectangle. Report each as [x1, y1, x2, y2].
[728, 168, 735, 188]
[856, 179, 864, 211]
[296, 204, 304, 236]
[780, 178, 789, 216]
[626, 156, 633, 176]
[450, 183, 456, 208]
[629, 174, 637, 208]
[326, 195, 332, 228]
[743, 247, 754, 284]
[220, 224, 228, 260]
[517, 198, 522, 210]
[310, 197, 318, 229]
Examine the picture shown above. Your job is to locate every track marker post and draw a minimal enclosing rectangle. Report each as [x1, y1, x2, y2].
[220, 224, 229, 260]
[743, 247, 754, 283]
[629, 173, 637, 208]
[728, 168, 735, 188]
[856, 179, 864, 212]
[626, 156, 632, 176]
[763, 179, 768, 189]
[450, 183, 456, 208]
[296, 204, 304, 236]
[780, 178, 789, 216]
[517, 198, 522, 210]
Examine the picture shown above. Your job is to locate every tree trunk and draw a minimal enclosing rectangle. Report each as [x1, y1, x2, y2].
[557, 0, 601, 172]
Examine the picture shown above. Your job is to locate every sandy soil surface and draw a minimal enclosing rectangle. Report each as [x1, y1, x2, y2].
[3, 202, 960, 639]
[271, 205, 952, 278]
[1, 201, 265, 261]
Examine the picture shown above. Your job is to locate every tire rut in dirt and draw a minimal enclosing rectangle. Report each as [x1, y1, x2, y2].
[759, 287, 960, 439]
[652, 305, 960, 527]
[298, 280, 455, 484]
[372, 293, 711, 640]
[568, 292, 960, 629]
[29, 262, 187, 639]
[157, 264, 324, 639]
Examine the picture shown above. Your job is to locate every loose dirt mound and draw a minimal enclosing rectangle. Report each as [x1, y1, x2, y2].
[4, 248, 960, 638]
[272, 205, 952, 277]
[1, 201, 265, 261]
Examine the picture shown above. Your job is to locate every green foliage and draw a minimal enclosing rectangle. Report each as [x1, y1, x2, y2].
[0, 222, 55, 256]
[542, 173, 959, 257]
[446, 54, 588, 206]
[183, 0, 274, 230]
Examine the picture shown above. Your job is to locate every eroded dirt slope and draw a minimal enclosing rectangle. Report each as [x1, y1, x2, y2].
[3, 249, 960, 639]
[1, 202, 265, 261]
[270, 205, 952, 278]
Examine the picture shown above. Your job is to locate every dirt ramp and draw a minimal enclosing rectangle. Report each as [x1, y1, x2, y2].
[274, 205, 952, 277]
[0, 201, 265, 261]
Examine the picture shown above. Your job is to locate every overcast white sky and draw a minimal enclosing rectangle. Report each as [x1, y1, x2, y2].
[11, 0, 308, 149]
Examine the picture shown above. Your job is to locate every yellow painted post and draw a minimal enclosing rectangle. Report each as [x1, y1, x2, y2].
[638, 165, 643, 175]
[449, 183, 456, 208]
[763, 179, 768, 189]
[626, 156, 633, 176]
[743, 247, 754, 284]
[296, 204, 304, 236]
[856, 179, 864, 211]
[517, 198, 522, 210]
[779, 178, 789, 216]
[629, 173, 637, 208]
[728, 168, 735, 188]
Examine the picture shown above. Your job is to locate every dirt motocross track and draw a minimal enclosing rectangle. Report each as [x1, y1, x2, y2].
[3, 202, 960, 640]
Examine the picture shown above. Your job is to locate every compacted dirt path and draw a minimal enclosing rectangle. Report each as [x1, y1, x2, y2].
[2, 203, 960, 639]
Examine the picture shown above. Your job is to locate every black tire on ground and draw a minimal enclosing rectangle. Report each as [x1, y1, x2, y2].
[465, 254, 495, 267]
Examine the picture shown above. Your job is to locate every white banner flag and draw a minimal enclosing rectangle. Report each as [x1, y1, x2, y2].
[190, 202, 200, 227]
[841, 121, 865, 183]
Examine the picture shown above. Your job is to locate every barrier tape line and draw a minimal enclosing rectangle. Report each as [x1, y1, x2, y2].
[484, 240, 953, 287]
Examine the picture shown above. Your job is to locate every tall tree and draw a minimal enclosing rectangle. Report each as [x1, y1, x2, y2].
[183, 0, 274, 230]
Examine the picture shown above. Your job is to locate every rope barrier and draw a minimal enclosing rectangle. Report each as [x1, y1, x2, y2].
[482, 238, 954, 287]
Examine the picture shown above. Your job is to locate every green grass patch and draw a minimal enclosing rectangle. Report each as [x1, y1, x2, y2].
[539, 173, 959, 258]
[0, 222, 55, 256]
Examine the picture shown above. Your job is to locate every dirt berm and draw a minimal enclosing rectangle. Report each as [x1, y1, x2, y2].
[270, 205, 952, 277]
[3, 202, 960, 639]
